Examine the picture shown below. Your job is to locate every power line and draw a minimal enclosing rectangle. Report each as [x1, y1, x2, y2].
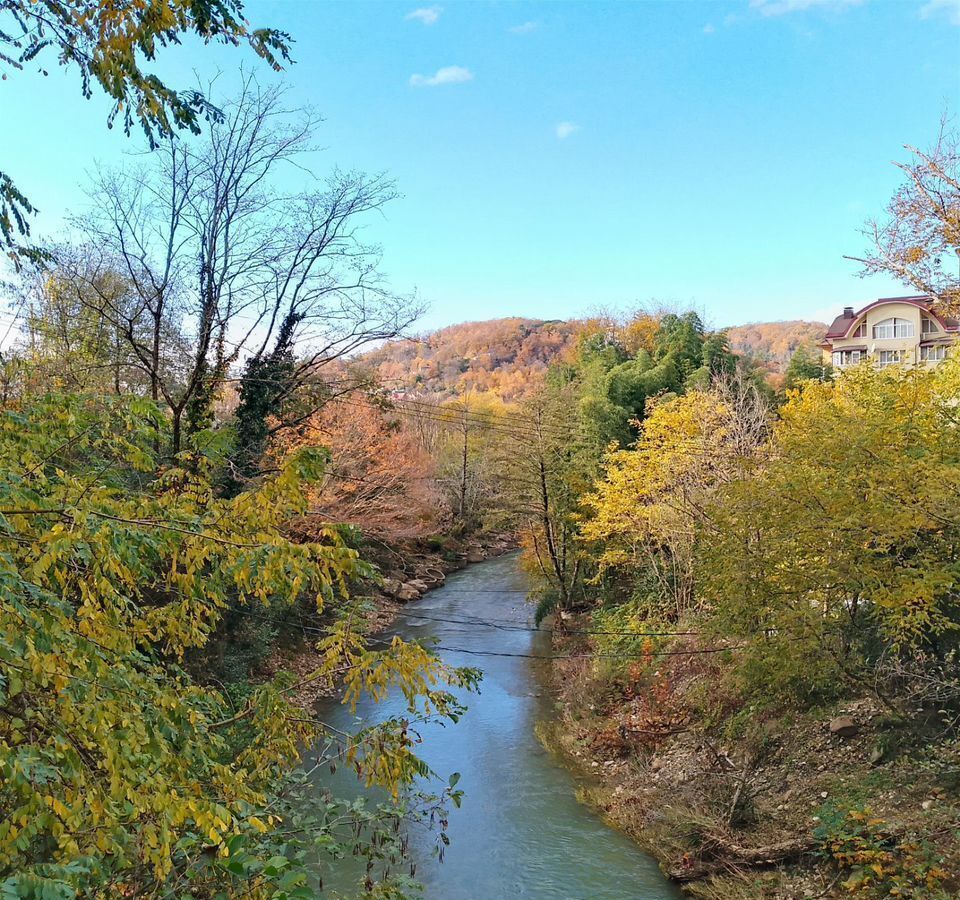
[395, 609, 700, 638]
[328, 390, 574, 437]
[329, 392, 765, 461]
[330, 395, 570, 444]
[224, 605, 741, 660]
[389, 394, 572, 435]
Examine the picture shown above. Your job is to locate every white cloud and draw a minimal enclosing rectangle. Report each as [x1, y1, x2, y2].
[555, 121, 579, 140]
[703, 23, 716, 32]
[409, 65, 474, 88]
[750, 0, 863, 16]
[919, 0, 960, 24]
[406, 6, 442, 25]
[509, 21, 540, 34]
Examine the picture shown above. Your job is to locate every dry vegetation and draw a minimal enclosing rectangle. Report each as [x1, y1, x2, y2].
[363, 316, 830, 401]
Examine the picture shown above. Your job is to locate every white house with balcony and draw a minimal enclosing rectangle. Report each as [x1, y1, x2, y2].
[819, 296, 959, 370]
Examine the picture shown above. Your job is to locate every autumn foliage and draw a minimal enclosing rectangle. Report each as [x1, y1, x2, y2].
[279, 399, 444, 542]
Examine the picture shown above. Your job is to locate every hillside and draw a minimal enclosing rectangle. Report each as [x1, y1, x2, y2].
[725, 319, 828, 369]
[361, 316, 829, 399]
[361, 317, 579, 399]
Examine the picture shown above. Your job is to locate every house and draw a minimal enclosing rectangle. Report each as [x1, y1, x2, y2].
[820, 296, 959, 370]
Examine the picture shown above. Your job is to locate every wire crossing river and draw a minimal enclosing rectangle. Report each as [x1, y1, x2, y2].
[312, 553, 680, 899]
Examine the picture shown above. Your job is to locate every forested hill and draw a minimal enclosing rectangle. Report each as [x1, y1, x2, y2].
[361, 316, 829, 398]
[361, 317, 580, 399]
[726, 320, 829, 369]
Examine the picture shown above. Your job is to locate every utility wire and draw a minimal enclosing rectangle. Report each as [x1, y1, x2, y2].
[398, 609, 700, 638]
[225, 605, 743, 659]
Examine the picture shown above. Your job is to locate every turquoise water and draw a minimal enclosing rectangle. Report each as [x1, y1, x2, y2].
[311, 553, 679, 899]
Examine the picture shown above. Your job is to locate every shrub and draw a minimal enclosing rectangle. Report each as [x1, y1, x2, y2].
[814, 806, 950, 897]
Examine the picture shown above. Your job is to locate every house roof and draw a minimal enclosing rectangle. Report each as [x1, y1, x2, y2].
[822, 296, 959, 342]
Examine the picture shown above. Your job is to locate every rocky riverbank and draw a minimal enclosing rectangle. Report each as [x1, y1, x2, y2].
[375, 534, 517, 607]
[264, 533, 518, 706]
[540, 620, 959, 899]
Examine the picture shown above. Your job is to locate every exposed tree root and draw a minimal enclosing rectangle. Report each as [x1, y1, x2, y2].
[668, 836, 816, 882]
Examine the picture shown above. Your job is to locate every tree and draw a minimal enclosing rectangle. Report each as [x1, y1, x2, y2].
[849, 118, 960, 314]
[51, 80, 418, 457]
[494, 383, 591, 619]
[701, 361, 960, 704]
[435, 393, 507, 530]
[0, 0, 290, 266]
[554, 312, 738, 454]
[282, 396, 443, 543]
[0, 392, 476, 895]
[14, 254, 160, 398]
[653, 311, 706, 378]
[583, 377, 769, 620]
[782, 344, 831, 393]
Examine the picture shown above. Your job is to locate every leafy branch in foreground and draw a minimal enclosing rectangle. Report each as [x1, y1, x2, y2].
[0, 393, 476, 897]
[0, 0, 292, 266]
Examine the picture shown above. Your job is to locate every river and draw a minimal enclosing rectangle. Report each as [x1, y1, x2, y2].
[311, 553, 679, 899]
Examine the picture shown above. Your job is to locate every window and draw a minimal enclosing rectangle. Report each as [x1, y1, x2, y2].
[878, 349, 903, 367]
[921, 345, 948, 362]
[853, 321, 867, 338]
[832, 349, 862, 367]
[873, 317, 914, 339]
[921, 317, 939, 335]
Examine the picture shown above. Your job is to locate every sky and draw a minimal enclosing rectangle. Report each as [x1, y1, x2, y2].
[1, 0, 959, 333]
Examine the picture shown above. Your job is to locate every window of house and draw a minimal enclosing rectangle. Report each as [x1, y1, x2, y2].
[832, 349, 862, 367]
[921, 317, 939, 334]
[853, 321, 867, 338]
[873, 317, 915, 339]
[921, 345, 948, 362]
[878, 349, 904, 366]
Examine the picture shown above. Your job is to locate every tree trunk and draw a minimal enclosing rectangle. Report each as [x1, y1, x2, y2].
[668, 837, 815, 882]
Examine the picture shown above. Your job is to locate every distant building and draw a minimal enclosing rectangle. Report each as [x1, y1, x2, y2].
[820, 296, 959, 370]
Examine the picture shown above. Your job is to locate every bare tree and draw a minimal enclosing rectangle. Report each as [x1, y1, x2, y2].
[492, 386, 588, 615]
[58, 76, 420, 455]
[848, 116, 960, 314]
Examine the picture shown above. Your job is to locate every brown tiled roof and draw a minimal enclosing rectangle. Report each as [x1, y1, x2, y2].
[822, 296, 959, 343]
[825, 310, 857, 339]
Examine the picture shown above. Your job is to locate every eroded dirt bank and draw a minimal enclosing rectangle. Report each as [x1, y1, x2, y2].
[539, 619, 959, 899]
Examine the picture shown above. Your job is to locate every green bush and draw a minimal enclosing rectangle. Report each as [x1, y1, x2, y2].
[814, 805, 950, 897]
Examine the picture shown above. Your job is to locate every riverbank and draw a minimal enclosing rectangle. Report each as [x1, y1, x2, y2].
[541, 619, 959, 898]
[263, 532, 518, 707]
[309, 553, 679, 899]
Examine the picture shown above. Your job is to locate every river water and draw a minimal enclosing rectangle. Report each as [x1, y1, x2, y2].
[311, 553, 679, 899]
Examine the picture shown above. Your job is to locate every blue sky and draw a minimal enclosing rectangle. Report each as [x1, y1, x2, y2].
[1, 0, 958, 331]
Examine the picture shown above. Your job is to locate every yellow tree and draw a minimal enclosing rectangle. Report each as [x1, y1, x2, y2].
[0, 393, 476, 896]
[701, 360, 960, 704]
[583, 377, 768, 621]
[435, 392, 510, 529]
